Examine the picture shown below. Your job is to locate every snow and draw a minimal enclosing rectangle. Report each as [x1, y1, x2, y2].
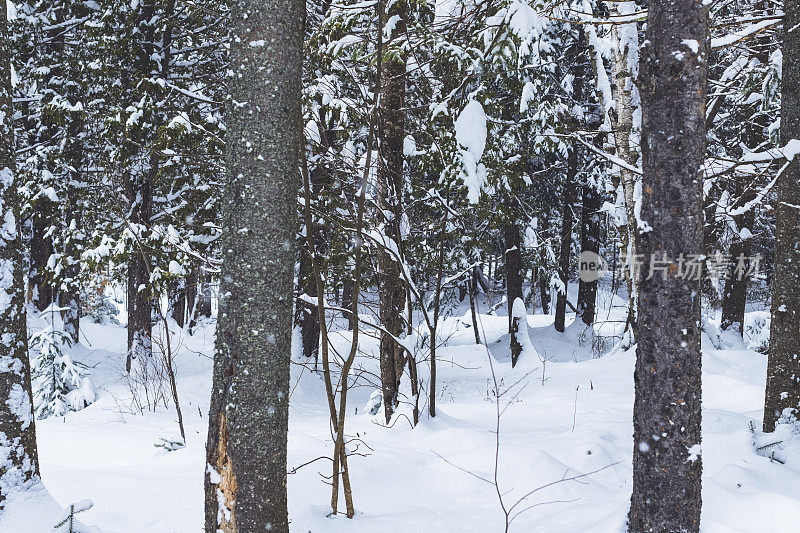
[454, 100, 488, 204]
[454, 100, 487, 161]
[8, 285, 793, 532]
[711, 20, 779, 49]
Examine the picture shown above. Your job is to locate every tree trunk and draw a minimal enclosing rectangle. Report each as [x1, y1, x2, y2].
[198, 275, 213, 319]
[539, 270, 550, 314]
[577, 183, 602, 326]
[764, 0, 800, 433]
[186, 267, 198, 331]
[203, 0, 302, 529]
[469, 271, 481, 344]
[504, 224, 523, 364]
[125, 0, 159, 372]
[628, 2, 707, 530]
[377, 1, 407, 424]
[0, 4, 40, 506]
[720, 204, 754, 336]
[555, 153, 577, 332]
[609, 0, 641, 336]
[168, 278, 186, 329]
[297, 244, 320, 360]
[29, 206, 54, 312]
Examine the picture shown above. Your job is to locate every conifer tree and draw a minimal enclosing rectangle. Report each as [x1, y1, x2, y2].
[0, 0, 40, 508]
[763, 0, 800, 433]
[628, 0, 707, 530]
[204, 0, 303, 529]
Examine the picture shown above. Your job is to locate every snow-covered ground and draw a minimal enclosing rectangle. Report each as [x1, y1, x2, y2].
[21, 287, 800, 532]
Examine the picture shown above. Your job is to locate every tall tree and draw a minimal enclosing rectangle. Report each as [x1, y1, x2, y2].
[0, 0, 40, 507]
[577, 182, 602, 326]
[377, 0, 408, 423]
[504, 223, 524, 364]
[203, 0, 302, 530]
[628, 0, 707, 530]
[763, 0, 800, 433]
[554, 157, 576, 333]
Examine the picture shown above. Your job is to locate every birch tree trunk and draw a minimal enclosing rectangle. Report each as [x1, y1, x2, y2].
[0, 2, 40, 508]
[628, 1, 707, 530]
[763, 0, 800, 433]
[203, 0, 303, 529]
[608, 0, 641, 336]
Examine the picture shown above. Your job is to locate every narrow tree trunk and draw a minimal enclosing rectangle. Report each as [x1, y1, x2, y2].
[469, 272, 481, 344]
[197, 275, 213, 319]
[186, 267, 198, 331]
[609, 0, 641, 336]
[125, 0, 158, 372]
[168, 279, 186, 329]
[504, 224, 523, 364]
[720, 204, 754, 335]
[377, 1, 407, 424]
[203, 0, 302, 529]
[297, 245, 320, 360]
[628, 2, 707, 530]
[555, 154, 577, 332]
[430, 199, 448, 417]
[0, 4, 40, 506]
[29, 207, 54, 312]
[577, 183, 602, 326]
[764, 0, 800, 433]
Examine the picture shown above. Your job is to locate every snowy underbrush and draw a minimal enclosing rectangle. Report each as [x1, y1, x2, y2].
[23, 290, 800, 532]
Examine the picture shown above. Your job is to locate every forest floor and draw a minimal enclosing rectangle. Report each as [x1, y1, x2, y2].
[18, 287, 800, 532]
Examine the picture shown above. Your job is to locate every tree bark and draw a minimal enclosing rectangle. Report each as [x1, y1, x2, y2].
[577, 183, 602, 326]
[29, 205, 54, 312]
[297, 245, 320, 360]
[0, 3, 40, 506]
[377, 1, 407, 424]
[203, 0, 302, 529]
[764, 0, 800, 433]
[608, 0, 641, 336]
[168, 278, 186, 329]
[555, 153, 577, 332]
[628, 1, 707, 530]
[720, 204, 754, 336]
[504, 224, 523, 364]
[125, 0, 159, 372]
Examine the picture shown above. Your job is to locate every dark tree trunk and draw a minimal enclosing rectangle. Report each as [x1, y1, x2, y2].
[539, 270, 550, 314]
[126, 254, 152, 372]
[297, 246, 320, 360]
[0, 4, 40, 505]
[628, 1, 707, 531]
[469, 272, 481, 344]
[764, 0, 800, 433]
[203, 0, 302, 529]
[198, 275, 213, 319]
[168, 279, 186, 328]
[555, 154, 577, 332]
[377, 2, 407, 424]
[720, 204, 754, 336]
[504, 224, 523, 365]
[577, 183, 602, 326]
[186, 267, 198, 330]
[125, 0, 159, 372]
[29, 206, 54, 312]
